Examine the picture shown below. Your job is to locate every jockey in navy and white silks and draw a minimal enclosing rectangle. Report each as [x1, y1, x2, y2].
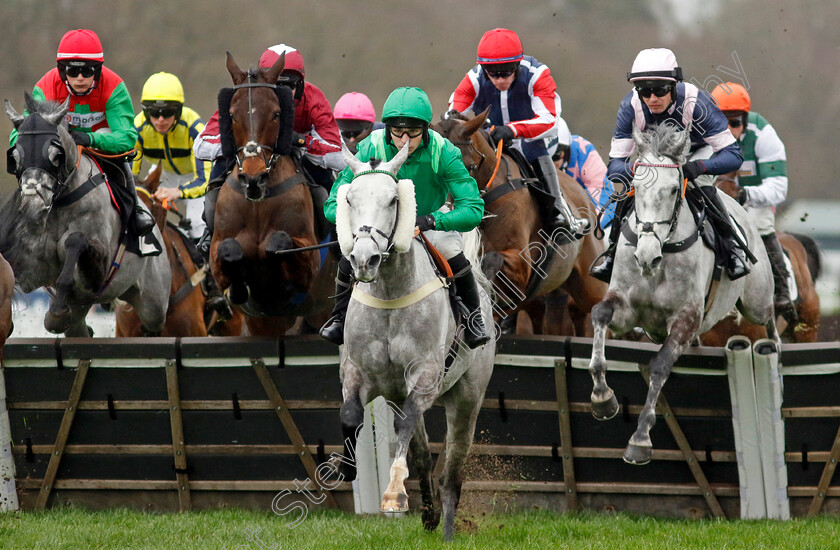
[448, 28, 587, 235]
[590, 48, 748, 284]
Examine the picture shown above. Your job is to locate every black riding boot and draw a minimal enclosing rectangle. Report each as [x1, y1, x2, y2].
[319, 256, 354, 345]
[196, 183, 222, 260]
[123, 162, 155, 236]
[762, 233, 798, 325]
[695, 186, 750, 280]
[590, 194, 632, 283]
[449, 253, 491, 349]
[533, 155, 587, 235]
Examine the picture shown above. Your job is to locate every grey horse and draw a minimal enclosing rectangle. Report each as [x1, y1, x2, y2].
[333, 144, 495, 541]
[3, 94, 170, 336]
[588, 123, 778, 465]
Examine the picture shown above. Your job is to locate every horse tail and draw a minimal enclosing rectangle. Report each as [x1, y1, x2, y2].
[462, 228, 492, 295]
[788, 232, 822, 282]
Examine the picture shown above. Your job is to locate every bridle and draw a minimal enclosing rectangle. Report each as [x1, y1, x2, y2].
[448, 136, 486, 176]
[350, 169, 401, 261]
[231, 75, 282, 174]
[631, 161, 687, 246]
[8, 115, 78, 204]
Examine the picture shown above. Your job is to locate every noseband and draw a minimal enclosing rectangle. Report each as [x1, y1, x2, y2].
[632, 161, 686, 246]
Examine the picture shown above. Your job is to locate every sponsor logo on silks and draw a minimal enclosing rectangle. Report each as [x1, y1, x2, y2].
[67, 111, 106, 129]
[737, 160, 757, 177]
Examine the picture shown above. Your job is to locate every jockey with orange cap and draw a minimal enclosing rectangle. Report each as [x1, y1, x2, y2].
[591, 48, 745, 283]
[448, 28, 588, 236]
[194, 44, 343, 258]
[333, 92, 384, 154]
[711, 82, 796, 323]
[10, 29, 155, 236]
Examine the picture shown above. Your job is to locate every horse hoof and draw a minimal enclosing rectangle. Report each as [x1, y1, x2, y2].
[421, 505, 440, 531]
[623, 443, 652, 465]
[380, 491, 409, 513]
[44, 309, 71, 334]
[591, 394, 619, 421]
[218, 239, 244, 264]
[266, 231, 293, 255]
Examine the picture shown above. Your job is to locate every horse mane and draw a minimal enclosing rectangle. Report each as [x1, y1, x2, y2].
[368, 158, 382, 170]
[630, 123, 687, 165]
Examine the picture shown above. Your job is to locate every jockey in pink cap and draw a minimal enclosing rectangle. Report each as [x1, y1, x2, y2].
[333, 92, 383, 153]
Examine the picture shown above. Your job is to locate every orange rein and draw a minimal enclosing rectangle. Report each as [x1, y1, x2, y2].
[483, 127, 505, 192]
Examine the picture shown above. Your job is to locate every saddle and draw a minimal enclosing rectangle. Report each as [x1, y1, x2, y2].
[72, 149, 162, 257]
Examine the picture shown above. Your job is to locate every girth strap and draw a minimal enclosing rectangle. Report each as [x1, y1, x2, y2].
[53, 173, 106, 208]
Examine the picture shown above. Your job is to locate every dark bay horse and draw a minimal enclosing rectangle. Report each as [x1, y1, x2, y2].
[0, 253, 14, 358]
[432, 110, 606, 335]
[3, 94, 170, 337]
[701, 174, 821, 344]
[116, 164, 207, 337]
[210, 53, 320, 336]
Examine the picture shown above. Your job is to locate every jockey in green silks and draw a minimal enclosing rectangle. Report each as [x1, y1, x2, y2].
[320, 86, 491, 349]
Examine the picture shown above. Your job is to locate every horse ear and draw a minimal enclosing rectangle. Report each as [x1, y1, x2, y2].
[381, 142, 410, 176]
[335, 184, 355, 257]
[264, 52, 285, 84]
[4, 99, 23, 128]
[226, 52, 247, 85]
[393, 179, 417, 253]
[45, 97, 70, 127]
[462, 107, 489, 136]
[342, 143, 366, 175]
[140, 163, 163, 194]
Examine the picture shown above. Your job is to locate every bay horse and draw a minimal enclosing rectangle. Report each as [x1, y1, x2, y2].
[3, 94, 170, 337]
[334, 145, 495, 542]
[210, 53, 320, 336]
[589, 123, 778, 465]
[115, 164, 206, 337]
[432, 109, 606, 335]
[700, 174, 821, 344]
[0, 253, 14, 359]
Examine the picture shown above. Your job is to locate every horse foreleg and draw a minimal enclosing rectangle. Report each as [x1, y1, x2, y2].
[45, 232, 89, 334]
[589, 292, 623, 420]
[217, 238, 248, 304]
[625, 305, 701, 465]
[333, 358, 364, 482]
[381, 369, 439, 514]
[408, 421, 440, 531]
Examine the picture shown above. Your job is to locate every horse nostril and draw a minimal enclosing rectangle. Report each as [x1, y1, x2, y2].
[651, 257, 662, 270]
[368, 254, 381, 269]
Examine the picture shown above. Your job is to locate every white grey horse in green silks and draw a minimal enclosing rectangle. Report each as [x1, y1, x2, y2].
[333, 144, 495, 542]
[588, 123, 779, 465]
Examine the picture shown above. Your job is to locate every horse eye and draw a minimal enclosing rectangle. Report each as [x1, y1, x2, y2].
[273, 111, 281, 119]
[390, 197, 397, 206]
[48, 145, 62, 166]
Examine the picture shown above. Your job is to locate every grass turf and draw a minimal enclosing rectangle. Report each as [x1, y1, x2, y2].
[1, 507, 839, 549]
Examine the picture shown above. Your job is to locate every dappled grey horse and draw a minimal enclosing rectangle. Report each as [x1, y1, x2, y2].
[589, 123, 778, 465]
[3, 94, 170, 336]
[334, 144, 495, 541]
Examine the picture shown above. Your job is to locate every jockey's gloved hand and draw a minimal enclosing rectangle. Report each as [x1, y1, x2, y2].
[736, 187, 748, 205]
[681, 160, 705, 182]
[415, 214, 436, 232]
[490, 125, 515, 144]
[443, 109, 461, 120]
[71, 131, 91, 147]
[291, 132, 310, 148]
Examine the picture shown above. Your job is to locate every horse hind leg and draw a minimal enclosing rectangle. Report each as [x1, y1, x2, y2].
[625, 306, 701, 465]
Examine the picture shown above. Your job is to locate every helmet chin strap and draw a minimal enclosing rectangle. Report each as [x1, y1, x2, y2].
[64, 79, 98, 97]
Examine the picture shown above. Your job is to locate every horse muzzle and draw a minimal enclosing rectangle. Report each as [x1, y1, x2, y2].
[349, 238, 383, 283]
[634, 232, 663, 278]
[238, 171, 269, 201]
